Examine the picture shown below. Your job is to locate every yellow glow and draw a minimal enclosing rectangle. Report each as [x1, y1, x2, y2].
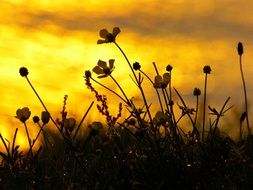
[1, 0, 253, 150]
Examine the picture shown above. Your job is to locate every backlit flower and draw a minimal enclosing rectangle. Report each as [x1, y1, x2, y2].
[133, 62, 141, 71]
[97, 27, 120, 44]
[93, 59, 115, 78]
[16, 107, 31, 123]
[193, 88, 201, 96]
[153, 73, 170, 88]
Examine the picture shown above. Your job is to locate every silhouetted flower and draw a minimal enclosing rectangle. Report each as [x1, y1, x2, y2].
[153, 73, 170, 88]
[64, 117, 76, 132]
[97, 27, 120, 44]
[19, 67, 29, 77]
[166, 65, 173, 72]
[193, 88, 201, 96]
[133, 62, 141, 71]
[93, 59, 115, 78]
[237, 42, 244, 56]
[41, 111, 50, 124]
[203, 65, 211, 74]
[33, 116, 40, 123]
[16, 107, 31, 123]
[85, 70, 91, 78]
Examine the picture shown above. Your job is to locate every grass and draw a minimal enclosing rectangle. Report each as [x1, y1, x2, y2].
[0, 27, 253, 189]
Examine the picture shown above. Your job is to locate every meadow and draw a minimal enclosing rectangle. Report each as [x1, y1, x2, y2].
[1, 27, 253, 190]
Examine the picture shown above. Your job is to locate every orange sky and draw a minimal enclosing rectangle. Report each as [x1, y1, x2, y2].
[1, 0, 253, 146]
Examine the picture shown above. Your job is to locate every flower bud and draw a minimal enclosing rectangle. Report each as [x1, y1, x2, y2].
[85, 70, 91, 78]
[166, 65, 173, 72]
[133, 62, 141, 71]
[41, 111, 50, 124]
[203, 65, 211, 74]
[237, 42, 243, 56]
[193, 88, 201, 96]
[19, 67, 29, 77]
[33, 116, 40, 123]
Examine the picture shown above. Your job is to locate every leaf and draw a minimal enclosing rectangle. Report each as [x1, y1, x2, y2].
[240, 112, 247, 123]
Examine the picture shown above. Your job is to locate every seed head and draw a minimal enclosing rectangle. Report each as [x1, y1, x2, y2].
[19, 67, 29, 77]
[41, 111, 50, 124]
[237, 42, 243, 56]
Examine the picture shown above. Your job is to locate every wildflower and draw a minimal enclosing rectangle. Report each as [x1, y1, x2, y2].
[97, 27, 120, 44]
[16, 107, 31, 123]
[33, 116, 40, 123]
[193, 88, 201, 96]
[19, 67, 29, 77]
[153, 73, 170, 88]
[64, 117, 76, 132]
[84, 70, 91, 78]
[237, 42, 243, 56]
[41, 111, 50, 124]
[166, 65, 173, 72]
[203, 65, 211, 74]
[133, 62, 141, 71]
[93, 59, 115, 78]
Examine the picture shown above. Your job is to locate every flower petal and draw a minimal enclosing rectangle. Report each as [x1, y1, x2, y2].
[108, 59, 115, 69]
[154, 75, 162, 84]
[22, 107, 31, 119]
[163, 73, 171, 83]
[16, 109, 22, 119]
[112, 27, 120, 37]
[100, 29, 109, 38]
[97, 60, 107, 69]
[97, 39, 108, 44]
[93, 66, 104, 75]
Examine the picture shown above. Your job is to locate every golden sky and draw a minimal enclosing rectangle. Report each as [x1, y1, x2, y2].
[1, 0, 253, 145]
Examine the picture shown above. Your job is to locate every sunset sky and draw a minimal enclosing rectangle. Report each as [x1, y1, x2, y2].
[1, 0, 253, 146]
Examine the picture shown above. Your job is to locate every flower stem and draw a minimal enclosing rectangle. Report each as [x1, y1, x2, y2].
[24, 122, 33, 155]
[114, 42, 154, 129]
[202, 74, 208, 141]
[239, 55, 251, 135]
[91, 77, 128, 105]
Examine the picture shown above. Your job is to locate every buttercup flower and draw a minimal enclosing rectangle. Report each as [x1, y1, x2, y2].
[16, 107, 31, 123]
[19, 67, 29, 77]
[93, 59, 115, 78]
[153, 73, 170, 88]
[97, 27, 120, 44]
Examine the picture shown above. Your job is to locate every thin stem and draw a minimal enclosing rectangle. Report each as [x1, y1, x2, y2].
[23, 122, 33, 155]
[139, 69, 164, 113]
[73, 101, 94, 140]
[194, 96, 199, 126]
[31, 123, 45, 149]
[114, 42, 154, 129]
[90, 77, 128, 104]
[202, 74, 208, 141]
[239, 55, 251, 134]
[109, 75, 131, 106]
